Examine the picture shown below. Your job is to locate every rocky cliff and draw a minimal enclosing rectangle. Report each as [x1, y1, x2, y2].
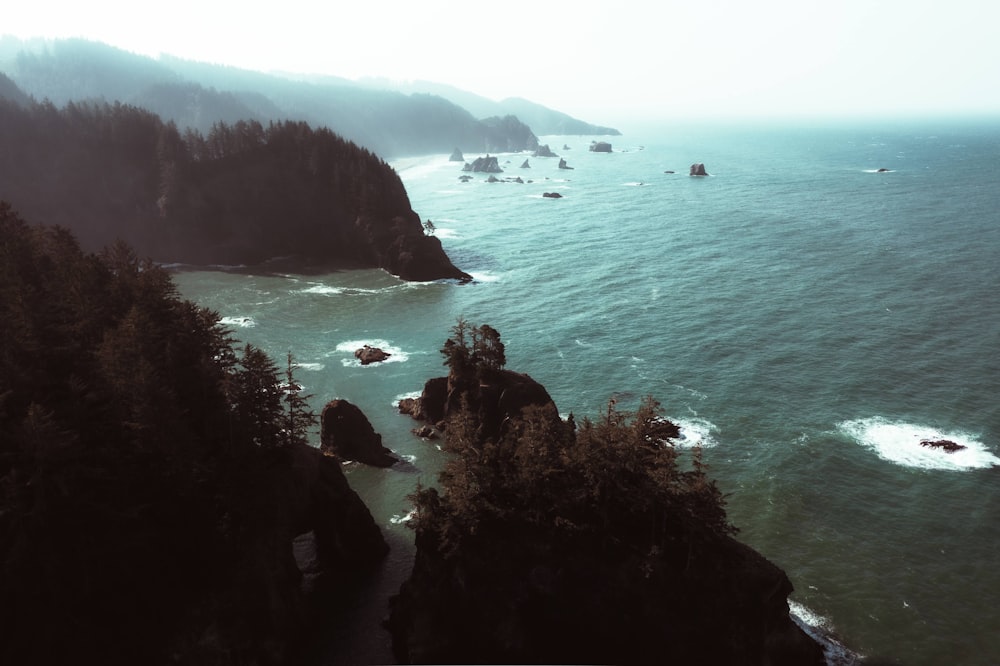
[0, 96, 470, 281]
[389, 323, 825, 664]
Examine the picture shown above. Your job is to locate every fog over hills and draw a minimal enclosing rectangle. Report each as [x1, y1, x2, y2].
[0, 37, 619, 157]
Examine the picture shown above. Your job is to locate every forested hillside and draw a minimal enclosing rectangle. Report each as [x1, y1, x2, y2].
[0, 38, 544, 157]
[0, 205, 388, 664]
[0, 95, 470, 279]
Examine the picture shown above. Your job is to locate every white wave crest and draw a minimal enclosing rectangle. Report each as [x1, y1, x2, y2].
[220, 315, 256, 328]
[470, 271, 502, 283]
[393, 390, 422, 408]
[295, 362, 325, 372]
[390, 508, 417, 525]
[299, 284, 345, 295]
[433, 228, 459, 239]
[789, 600, 832, 631]
[334, 339, 409, 367]
[671, 416, 719, 448]
[789, 601, 861, 664]
[838, 417, 999, 470]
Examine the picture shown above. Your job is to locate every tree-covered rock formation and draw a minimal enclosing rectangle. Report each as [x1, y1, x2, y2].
[0, 97, 470, 280]
[389, 320, 825, 665]
[0, 205, 388, 665]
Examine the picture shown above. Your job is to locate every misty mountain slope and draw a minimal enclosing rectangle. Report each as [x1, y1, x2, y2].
[0, 38, 551, 156]
[358, 76, 621, 136]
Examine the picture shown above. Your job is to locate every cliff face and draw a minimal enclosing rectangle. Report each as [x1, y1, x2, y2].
[389, 519, 823, 665]
[0, 98, 470, 281]
[390, 324, 825, 665]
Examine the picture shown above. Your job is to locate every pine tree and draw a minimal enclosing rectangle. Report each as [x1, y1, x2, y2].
[281, 351, 318, 448]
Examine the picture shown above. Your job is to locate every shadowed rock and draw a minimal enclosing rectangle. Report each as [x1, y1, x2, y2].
[321, 399, 399, 467]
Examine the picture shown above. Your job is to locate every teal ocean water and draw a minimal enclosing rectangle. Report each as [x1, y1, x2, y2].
[173, 118, 1000, 665]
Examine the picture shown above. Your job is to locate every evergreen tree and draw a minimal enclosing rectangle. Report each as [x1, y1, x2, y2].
[281, 350, 318, 448]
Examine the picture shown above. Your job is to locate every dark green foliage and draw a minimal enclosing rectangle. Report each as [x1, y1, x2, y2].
[426, 319, 734, 555]
[0, 96, 470, 280]
[440, 317, 507, 379]
[283, 351, 319, 449]
[0, 204, 322, 664]
[412, 394, 734, 558]
[391, 326, 822, 665]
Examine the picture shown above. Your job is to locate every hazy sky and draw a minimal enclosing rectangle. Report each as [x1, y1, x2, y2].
[5, 0, 999, 125]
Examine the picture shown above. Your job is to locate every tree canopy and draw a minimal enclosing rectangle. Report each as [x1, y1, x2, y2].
[0, 203, 322, 664]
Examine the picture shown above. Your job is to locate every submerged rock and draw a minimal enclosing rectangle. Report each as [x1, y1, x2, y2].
[542, 192, 563, 198]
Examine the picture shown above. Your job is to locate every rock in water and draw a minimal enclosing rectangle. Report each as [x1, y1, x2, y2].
[920, 439, 966, 453]
[449, 147, 464, 162]
[589, 141, 612, 152]
[690, 163, 709, 176]
[321, 399, 399, 467]
[558, 158, 574, 170]
[354, 344, 391, 365]
[462, 155, 503, 173]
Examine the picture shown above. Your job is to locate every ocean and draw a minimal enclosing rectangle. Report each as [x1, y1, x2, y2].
[172, 117, 1000, 665]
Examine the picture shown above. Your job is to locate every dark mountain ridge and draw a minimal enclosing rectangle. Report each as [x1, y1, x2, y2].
[0, 94, 470, 280]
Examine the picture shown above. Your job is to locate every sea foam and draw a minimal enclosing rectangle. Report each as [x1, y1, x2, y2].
[671, 416, 719, 449]
[220, 315, 256, 328]
[838, 417, 999, 471]
[334, 339, 409, 367]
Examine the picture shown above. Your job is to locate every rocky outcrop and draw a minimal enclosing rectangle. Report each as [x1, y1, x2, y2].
[354, 344, 391, 365]
[542, 192, 563, 198]
[533, 144, 557, 158]
[462, 156, 503, 173]
[389, 515, 824, 665]
[388, 351, 824, 665]
[690, 163, 709, 176]
[558, 158, 574, 170]
[520, 159, 531, 168]
[589, 141, 612, 152]
[397, 376, 449, 425]
[321, 399, 400, 467]
[399, 369, 557, 444]
[449, 147, 465, 162]
[920, 439, 966, 453]
[0, 100, 471, 282]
